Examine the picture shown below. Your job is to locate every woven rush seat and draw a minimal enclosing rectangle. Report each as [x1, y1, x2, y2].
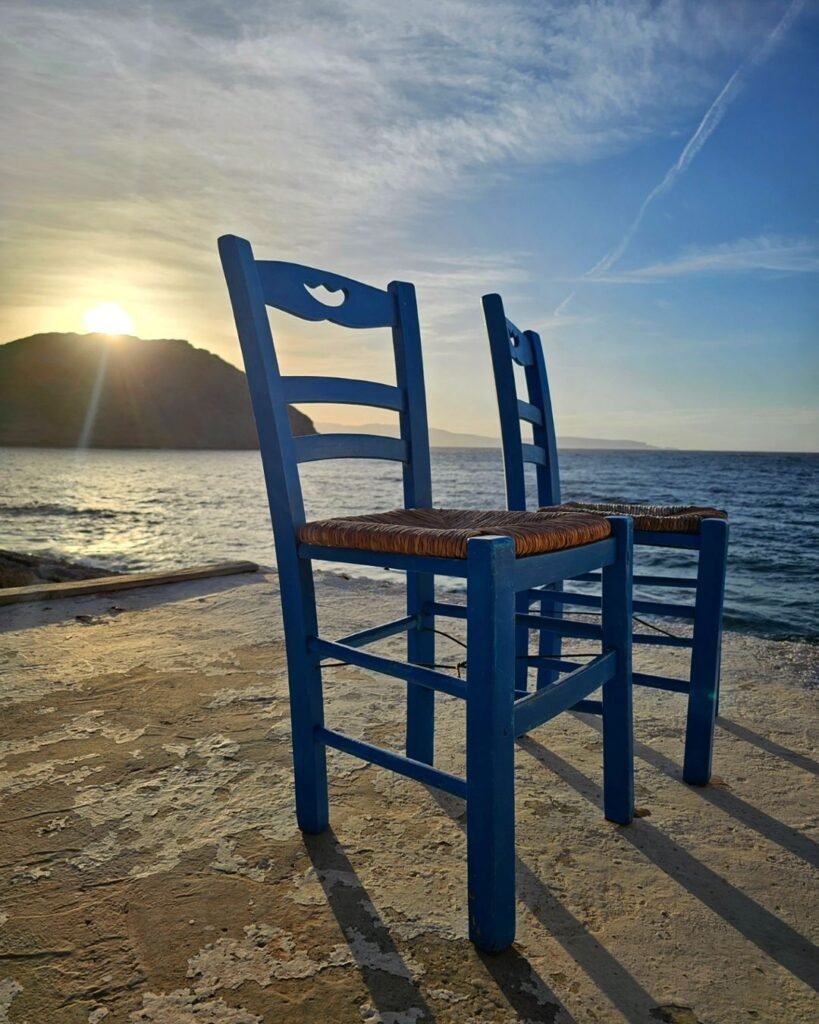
[544, 502, 727, 535]
[299, 507, 612, 559]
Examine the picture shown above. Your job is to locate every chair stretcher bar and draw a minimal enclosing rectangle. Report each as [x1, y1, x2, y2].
[531, 588, 696, 620]
[513, 651, 616, 736]
[337, 615, 418, 648]
[319, 727, 467, 798]
[309, 637, 467, 700]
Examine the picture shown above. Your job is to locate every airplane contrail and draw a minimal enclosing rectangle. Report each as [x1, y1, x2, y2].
[583, 0, 806, 281]
[552, 291, 575, 317]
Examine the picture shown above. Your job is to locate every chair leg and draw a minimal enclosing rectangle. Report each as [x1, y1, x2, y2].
[282, 560, 329, 834]
[514, 591, 530, 697]
[714, 639, 723, 717]
[684, 518, 729, 786]
[601, 517, 634, 825]
[536, 583, 562, 689]
[406, 571, 435, 765]
[466, 536, 517, 953]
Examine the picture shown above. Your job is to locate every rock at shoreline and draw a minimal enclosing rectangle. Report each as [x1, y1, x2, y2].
[0, 549, 115, 588]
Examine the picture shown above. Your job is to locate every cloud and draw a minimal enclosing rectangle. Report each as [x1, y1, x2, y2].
[0, 0, 798, 398]
[1, 2, 778, 252]
[587, 236, 819, 282]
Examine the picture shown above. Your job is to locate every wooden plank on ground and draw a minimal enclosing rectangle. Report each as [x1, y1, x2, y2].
[0, 561, 259, 606]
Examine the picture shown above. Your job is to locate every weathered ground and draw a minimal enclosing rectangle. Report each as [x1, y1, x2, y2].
[0, 569, 817, 1024]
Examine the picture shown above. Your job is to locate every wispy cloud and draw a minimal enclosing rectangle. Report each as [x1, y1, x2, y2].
[585, 0, 806, 279]
[0, 0, 781, 356]
[588, 236, 819, 283]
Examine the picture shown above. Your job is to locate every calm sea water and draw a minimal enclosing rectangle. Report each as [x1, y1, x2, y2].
[1, 447, 816, 642]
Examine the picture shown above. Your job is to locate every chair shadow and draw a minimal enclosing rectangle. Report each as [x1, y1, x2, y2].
[305, 824, 578, 1024]
[430, 789, 656, 1023]
[716, 716, 819, 777]
[303, 828, 437, 1022]
[574, 713, 819, 869]
[517, 735, 819, 992]
[476, 945, 577, 1024]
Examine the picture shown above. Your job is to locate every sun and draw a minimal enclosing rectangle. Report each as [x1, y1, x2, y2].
[82, 302, 135, 335]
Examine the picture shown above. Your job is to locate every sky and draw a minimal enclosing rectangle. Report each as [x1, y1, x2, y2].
[1, 0, 817, 451]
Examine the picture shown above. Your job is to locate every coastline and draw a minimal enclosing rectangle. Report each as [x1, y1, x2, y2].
[1, 567, 817, 1022]
[4, 447, 817, 645]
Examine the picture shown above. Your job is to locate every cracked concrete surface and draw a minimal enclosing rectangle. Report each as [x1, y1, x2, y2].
[0, 569, 817, 1023]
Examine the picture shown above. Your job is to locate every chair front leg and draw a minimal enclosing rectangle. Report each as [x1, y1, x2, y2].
[282, 558, 329, 834]
[466, 535, 517, 953]
[684, 517, 729, 786]
[601, 516, 634, 825]
[406, 570, 436, 765]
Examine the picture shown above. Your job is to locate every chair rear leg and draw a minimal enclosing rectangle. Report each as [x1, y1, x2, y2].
[536, 584, 563, 689]
[684, 518, 729, 786]
[282, 561, 329, 834]
[601, 517, 634, 825]
[406, 571, 436, 764]
[515, 591, 530, 697]
[466, 537, 517, 953]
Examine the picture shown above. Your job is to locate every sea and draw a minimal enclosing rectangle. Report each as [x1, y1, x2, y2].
[1, 447, 816, 643]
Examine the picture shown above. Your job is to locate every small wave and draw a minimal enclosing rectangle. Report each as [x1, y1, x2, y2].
[13, 545, 137, 574]
[720, 609, 818, 645]
[0, 502, 124, 520]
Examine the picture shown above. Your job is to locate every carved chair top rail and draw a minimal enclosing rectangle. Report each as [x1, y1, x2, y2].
[256, 260, 397, 329]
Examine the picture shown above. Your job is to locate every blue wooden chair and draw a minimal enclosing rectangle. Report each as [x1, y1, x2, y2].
[219, 234, 635, 952]
[483, 292, 729, 787]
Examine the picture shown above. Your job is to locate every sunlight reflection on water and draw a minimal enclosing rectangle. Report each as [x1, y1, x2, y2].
[1, 447, 816, 641]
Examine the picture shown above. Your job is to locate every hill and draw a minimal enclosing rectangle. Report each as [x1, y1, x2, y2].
[316, 421, 656, 450]
[0, 333, 315, 449]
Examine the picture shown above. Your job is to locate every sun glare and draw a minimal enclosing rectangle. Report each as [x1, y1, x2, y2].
[82, 302, 135, 335]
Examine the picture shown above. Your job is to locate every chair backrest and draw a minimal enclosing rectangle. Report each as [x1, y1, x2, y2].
[218, 235, 433, 557]
[483, 292, 560, 511]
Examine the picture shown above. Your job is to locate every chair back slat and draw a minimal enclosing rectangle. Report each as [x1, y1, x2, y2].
[521, 443, 547, 467]
[483, 293, 561, 510]
[256, 260, 395, 328]
[294, 433, 408, 464]
[517, 399, 543, 427]
[281, 377, 405, 412]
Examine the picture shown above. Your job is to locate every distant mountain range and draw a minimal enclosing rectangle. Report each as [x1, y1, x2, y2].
[0, 333, 315, 448]
[316, 422, 657, 450]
